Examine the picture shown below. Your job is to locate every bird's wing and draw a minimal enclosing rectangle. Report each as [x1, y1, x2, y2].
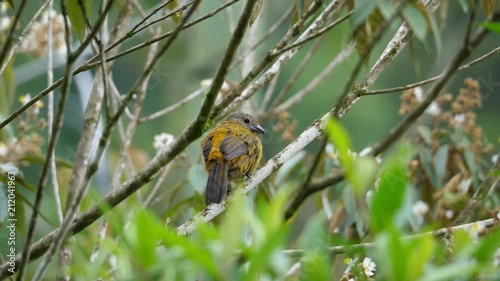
[220, 134, 248, 161]
[201, 137, 212, 161]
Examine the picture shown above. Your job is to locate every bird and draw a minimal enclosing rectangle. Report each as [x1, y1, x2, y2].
[200, 112, 265, 205]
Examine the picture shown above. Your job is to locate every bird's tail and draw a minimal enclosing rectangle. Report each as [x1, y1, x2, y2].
[205, 162, 229, 205]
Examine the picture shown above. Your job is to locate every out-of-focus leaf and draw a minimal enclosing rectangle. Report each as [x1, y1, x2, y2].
[124, 209, 162, 267]
[433, 145, 448, 188]
[168, 0, 181, 24]
[472, 229, 500, 264]
[220, 195, 246, 263]
[417, 125, 432, 145]
[375, 229, 407, 280]
[327, 119, 370, 194]
[244, 227, 288, 281]
[426, 10, 443, 58]
[249, 0, 264, 26]
[418, 261, 478, 281]
[403, 4, 428, 42]
[374, 0, 397, 19]
[160, 220, 221, 278]
[67, 0, 92, 41]
[370, 144, 412, 232]
[245, 188, 291, 280]
[188, 163, 207, 193]
[463, 148, 478, 187]
[406, 234, 435, 280]
[350, 0, 377, 29]
[350, 156, 378, 194]
[457, 0, 469, 12]
[419, 148, 438, 188]
[453, 229, 471, 256]
[21, 155, 74, 169]
[298, 249, 330, 280]
[294, 0, 312, 24]
[352, 7, 383, 64]
[376, 228, 435, 280]
[0, 183, 7, 221]
[0, 58, 14, 118]
[481, 22, 500, 33]
[275, 151, 305, 184]
[482, 0, 496, 19]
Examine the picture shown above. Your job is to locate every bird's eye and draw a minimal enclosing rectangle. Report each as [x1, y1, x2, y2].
[244, 118, 250, 123]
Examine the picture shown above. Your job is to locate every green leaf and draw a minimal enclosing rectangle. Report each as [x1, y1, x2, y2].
[374, 0, 397, 19]
[370, 144, 412, 232]
[402, 4, 428, 42]
[350, 0, 377, 29]
[419, 148, 438, 188]
[418, 262, 478, 281]
[406, 235, 435, 280]
[481, 22, 500, 33]
[327, 119, 364, 193]
[350, 156, 378, 194]
[298, 249, 331, 280]
[0, 58, 14, 118]
[433, 145, 448, 188]
[471, 229, 500, 264]
[67, 0, 92, 41]
[417, 125, 432, 145]
[220, 195, 247, 262]
[463, 148, 478, 186]
[0, 183, 7, 221]
[427, 13, 443, 58]
[161, 222, 221, 278]
[125, 209, 163, 267]
[457, 0, 469, 12]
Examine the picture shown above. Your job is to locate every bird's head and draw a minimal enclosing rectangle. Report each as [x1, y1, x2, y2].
[227, 112, 266, 134]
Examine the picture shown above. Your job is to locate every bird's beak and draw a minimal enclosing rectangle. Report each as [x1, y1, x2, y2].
[250, 124, 266, 134]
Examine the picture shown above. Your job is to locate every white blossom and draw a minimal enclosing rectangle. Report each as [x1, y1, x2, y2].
[153, 133, 175, 152]
[426, 101, 442, 116]
[0, 143, 7, 157]
[454, 114, 465, 124]
[412, 200, 429, 218]
[362, 257, 376, 277]
[414, 87, 424, 102]
[492, 154, 499, 164]
[445, 209, 454, 219]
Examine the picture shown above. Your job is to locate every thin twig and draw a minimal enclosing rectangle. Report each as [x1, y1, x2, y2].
[133, 0, 194, 35]
[232, 5, 294, 69]
[0, 0, 241, 129]
[273, 11, 352, 58]
[214, 0, 343, 119]
[363, 46, 500, 95]
[283, 218, 497, 257]
[0, 0, 50, 74]
[46, 2, 63, 225]
[138, 88, 204, 123]
[272, 42, 355, 115]
[16, 2, 75, 279]
[143, 162, 173, 207]
[263, 36, 325, 118]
